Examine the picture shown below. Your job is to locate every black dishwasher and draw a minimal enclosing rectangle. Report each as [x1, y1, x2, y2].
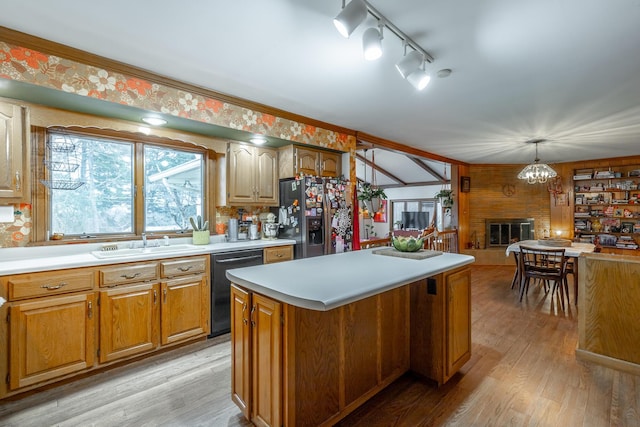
[210, 249, 263, 337]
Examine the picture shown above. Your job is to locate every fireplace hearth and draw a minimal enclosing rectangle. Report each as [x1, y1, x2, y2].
[485, 218, 535, 247]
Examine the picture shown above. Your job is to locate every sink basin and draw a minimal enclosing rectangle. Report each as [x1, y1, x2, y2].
[91, 244, 200, 259]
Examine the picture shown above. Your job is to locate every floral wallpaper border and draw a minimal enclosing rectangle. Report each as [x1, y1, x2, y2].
[0, 203, 32, 247]
[0, 41, 356, 152]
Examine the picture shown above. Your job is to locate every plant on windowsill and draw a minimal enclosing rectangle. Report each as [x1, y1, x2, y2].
[190, 215, 210, 245]
[358, 182, 387, 214]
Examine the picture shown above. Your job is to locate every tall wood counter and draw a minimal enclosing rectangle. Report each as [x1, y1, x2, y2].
[577, 253, 640, 376]
[226, 250, 475, 427]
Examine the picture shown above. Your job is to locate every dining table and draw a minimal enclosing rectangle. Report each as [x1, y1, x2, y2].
[505, 240, 596, 304]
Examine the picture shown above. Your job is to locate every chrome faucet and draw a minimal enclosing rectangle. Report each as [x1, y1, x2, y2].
[142, 233, 147, 248]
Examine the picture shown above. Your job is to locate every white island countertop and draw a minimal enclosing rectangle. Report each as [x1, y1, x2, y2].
[226, 249, 475, 311]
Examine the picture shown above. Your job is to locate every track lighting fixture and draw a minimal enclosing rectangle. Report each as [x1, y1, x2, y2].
[407, 67, 431, 90]
[395, 49, 422, 79]
[362, 25, 383, 60]
[333, 0, 367, 38]
[333, 0, 438, 91]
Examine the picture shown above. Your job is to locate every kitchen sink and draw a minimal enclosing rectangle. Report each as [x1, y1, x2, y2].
[91, 244, 200, 259]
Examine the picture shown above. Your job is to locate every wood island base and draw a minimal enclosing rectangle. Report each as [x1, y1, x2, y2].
[230, 265, 471, 427]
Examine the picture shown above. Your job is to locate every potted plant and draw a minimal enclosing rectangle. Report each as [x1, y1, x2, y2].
[357, 182, 387, 214]
[190, 215, 210, 245]
[435, 189, 454, 215]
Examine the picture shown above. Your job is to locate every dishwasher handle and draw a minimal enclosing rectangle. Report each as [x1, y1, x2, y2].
[215, 254, 263, 264]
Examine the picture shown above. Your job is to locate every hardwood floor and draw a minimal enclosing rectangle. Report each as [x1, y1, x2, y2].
[1, 266, 638, 426]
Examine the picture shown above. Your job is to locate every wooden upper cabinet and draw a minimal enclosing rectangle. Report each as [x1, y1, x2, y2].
[320, 151, 340, 177]
[255, 147, 278, 205]
[278, 145, 342, 179]
[0, 100, 29, 200]
[227, 142, 278, 206]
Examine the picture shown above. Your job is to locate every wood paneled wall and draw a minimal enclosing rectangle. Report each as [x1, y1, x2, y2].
[466, 155, 640, 251]
[466, 165, 551, 249]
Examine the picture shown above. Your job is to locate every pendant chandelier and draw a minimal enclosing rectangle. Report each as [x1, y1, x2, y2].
[517, 139, 557, 184]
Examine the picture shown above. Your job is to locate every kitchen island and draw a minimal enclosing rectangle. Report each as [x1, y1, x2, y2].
[226, 249, 475, 427]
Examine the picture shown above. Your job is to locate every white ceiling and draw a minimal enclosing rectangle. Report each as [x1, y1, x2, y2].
[2, 0, 640, 168]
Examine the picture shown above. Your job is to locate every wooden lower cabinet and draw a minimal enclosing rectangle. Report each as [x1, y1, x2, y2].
[410, 266, 471, 385]
[231, 284, 411, 427]
[1, 254, 210, 399]
[252, 293, 282, 427]
[231, 285, 251, 419]
[99, 283, 160, 363]
[231, 285, 282, 427]
[161, 274, 209, 345]
[263, 245, 294, 264]
[9, 292, 96, 390]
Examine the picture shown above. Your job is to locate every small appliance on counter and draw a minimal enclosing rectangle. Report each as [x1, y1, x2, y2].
[227, 218, 238, 242]
[260, 212, 279, 240]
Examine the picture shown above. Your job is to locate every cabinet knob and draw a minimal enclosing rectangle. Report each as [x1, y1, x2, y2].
[87, 301, 93, 319]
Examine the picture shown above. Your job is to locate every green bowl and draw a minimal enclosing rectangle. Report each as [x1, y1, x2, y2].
[391, 235, 424, 252]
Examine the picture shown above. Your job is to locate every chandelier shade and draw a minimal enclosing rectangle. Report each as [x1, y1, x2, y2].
[517, 140, 557, 184]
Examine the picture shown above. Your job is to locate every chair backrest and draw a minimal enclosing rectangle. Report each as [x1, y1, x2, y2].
[519, 245, 567, 280]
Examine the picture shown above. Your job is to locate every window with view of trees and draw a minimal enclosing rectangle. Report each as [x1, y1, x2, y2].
[47, 131, 204, 237]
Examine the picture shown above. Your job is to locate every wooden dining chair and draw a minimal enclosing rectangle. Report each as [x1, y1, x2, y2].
[519, 246, 570, 309]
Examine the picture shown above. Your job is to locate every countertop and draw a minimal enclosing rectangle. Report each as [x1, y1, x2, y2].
[0, 237, 296, 275]
[226, 249, 475, 311]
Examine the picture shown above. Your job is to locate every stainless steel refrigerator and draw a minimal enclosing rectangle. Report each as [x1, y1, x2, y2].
[278, 177, 351, 258]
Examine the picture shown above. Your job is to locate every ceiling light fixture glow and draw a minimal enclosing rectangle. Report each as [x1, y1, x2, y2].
[250, 136, 267, 145]
[362, 25, 383, 60]
[517, 139, 557, 184]
[141, 116, 167, 126]
[333, 0, 367, 38]
[407, 67, 431, 90]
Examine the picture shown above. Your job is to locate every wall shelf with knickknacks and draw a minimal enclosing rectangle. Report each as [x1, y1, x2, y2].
[573, 165, 640, 253]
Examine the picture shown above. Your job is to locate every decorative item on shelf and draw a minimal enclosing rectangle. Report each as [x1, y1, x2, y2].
[190, 215, 210, 245]
[517, 138, 557, 184]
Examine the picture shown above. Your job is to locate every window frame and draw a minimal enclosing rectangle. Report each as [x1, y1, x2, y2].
[36, 127, 211, 242]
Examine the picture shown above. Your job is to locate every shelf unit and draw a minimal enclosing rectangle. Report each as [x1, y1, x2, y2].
[573, 166, 640, 251]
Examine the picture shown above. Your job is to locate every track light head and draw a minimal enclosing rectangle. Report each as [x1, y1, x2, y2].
[333, 0, 368, 38]
[395, 50, 422, 79]
[362, 27, 383, 60]
[407, 68, 431, 90]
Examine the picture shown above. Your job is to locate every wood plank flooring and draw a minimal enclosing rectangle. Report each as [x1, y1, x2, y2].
[1, 266, 638, 426]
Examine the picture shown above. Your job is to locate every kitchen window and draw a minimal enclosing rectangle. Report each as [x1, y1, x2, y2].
[46, 129, 205, 237]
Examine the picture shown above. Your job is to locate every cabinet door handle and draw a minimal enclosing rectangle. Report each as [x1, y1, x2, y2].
[178, 265, 193, 272]
[163, 288, 167, 303]
[121, 272, 141, 279]
[242, 302, 248, 325]
[41, 282, 67, 290]
[250, 304, 256, 327]
[15, 171, 21, 191]
[88, 301, 93, 319]
[153, 289, 157, 304]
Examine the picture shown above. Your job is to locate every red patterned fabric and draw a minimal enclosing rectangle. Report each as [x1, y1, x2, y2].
[352, 190, 360, 250]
